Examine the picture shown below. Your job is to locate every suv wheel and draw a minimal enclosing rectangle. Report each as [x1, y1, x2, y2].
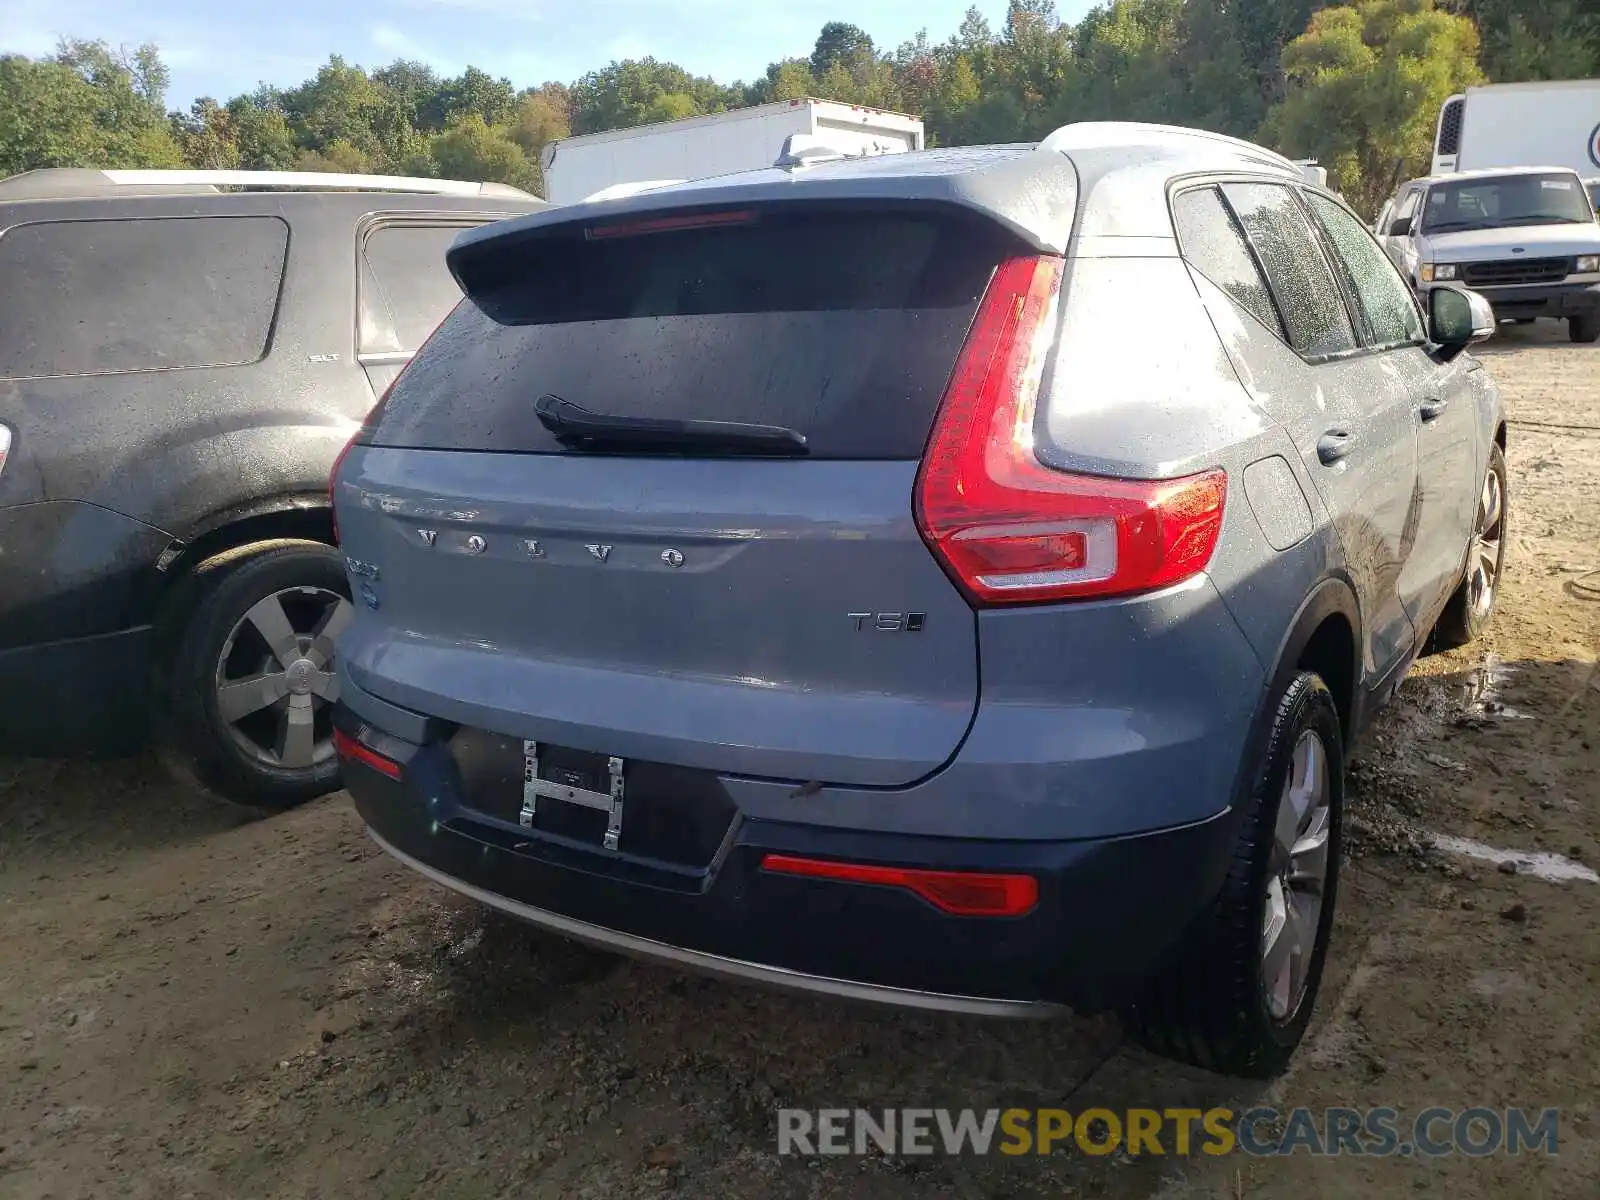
[1432, 442, 1507, 649]
[1120, 672, 1343, 1078]
[1571, 310, 1600, 344]
[152, 539, 351, 810]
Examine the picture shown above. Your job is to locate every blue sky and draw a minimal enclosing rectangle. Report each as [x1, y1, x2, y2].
[0, 0, 1095, 110]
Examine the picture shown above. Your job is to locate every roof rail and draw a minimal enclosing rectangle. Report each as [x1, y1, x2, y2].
[0, 168, 537, 201]
[1039, 122, 1302, 174]
[580, 179, 687, 203]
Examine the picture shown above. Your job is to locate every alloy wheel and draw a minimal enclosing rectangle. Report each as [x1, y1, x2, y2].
[215, 586, 352, 771]
[1467, 465, 1504, 619]
[1261, 729, 1332, 1022]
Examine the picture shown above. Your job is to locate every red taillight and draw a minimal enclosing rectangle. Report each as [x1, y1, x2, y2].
[760, 854, 1038, 917]
[914, 255, 1227, 605]
[332, 728, 403, 781]
[587, 209, 757, 240]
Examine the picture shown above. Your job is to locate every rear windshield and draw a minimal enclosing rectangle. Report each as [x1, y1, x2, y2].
[366, 208, 1013, 459]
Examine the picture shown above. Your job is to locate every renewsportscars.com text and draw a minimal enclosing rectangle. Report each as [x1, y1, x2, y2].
[777, 1106, 1560, 1158]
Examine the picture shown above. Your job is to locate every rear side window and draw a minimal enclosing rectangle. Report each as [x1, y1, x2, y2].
[1222, 183, 1357, 359]
[1172, 186, 1285, 339]
[0, 216, 287, 379]
[358, 222, 477, 356]
[1305, 193, 1424, 349]
[1394, 187, 1422, 229]
[369, 209, 1012, 458]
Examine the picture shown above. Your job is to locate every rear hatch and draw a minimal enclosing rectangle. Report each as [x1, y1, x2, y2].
[335, 203, 1028, 787]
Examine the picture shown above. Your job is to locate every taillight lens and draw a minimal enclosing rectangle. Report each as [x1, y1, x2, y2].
[332, 728, 403, 780]
[915, 256, 1226, 605]
[760, 854, 1038, 917]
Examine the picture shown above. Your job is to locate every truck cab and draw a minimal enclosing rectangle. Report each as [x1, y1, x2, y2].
[1375, 167, 1600, 344]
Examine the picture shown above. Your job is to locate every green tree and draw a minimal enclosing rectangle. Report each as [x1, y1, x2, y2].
[173, 97, 241, 169]
[1231, 0, 1325, 104]
[0, 41, 182, 175]
[226, 98, 299, 170]
[422, 65, 517, 130]
[280, 56, 420, 169]
[748, 58, 815, 105]
[430, 113, 534, 188]
[811, 22, 875, 76]
[1444, 0, 1600, 81]
[1262, 0, 1484, 217]
[570, 58, 732, 133]
[296, 138, 374, 173]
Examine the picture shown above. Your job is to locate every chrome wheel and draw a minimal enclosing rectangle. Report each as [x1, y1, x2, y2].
[215, 586, 351, 771]
[1262, 730, 1331, 1022]
[1467, 465, 1504, 619]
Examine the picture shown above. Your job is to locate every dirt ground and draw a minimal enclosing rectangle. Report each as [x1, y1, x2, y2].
[2, 323, 1596, 1200]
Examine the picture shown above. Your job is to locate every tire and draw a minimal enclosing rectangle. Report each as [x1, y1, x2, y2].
[1120, 672, 1343, 1078]
[1571, 311, 1600, 344]
[151, 539, 352, 810]
[1432, 442, 1507, 649]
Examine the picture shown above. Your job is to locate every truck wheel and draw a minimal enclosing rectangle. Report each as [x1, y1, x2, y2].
[1120, 672, 1343, 1078]
[152, 540, 352, 810]
[1433, 442, 1507, 649]
[1571, 311, 1600, 344]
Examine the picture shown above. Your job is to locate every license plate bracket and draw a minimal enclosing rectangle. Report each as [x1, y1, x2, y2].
[522, 741, 626, 850]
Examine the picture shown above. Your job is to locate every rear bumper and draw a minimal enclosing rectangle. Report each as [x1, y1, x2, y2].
[0, 627, 152, 756]
[342, 705, 1242, 1014]
[1467, 281, 1600, 319]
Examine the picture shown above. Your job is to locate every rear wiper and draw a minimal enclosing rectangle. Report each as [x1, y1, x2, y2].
[534, 393, 808, 456]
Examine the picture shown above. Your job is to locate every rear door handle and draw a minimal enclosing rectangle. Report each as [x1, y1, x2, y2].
[1419, 398, 1449, 422]
[1317, 429, 1355, 465]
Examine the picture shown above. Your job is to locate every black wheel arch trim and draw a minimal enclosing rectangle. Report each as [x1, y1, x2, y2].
[130, 493, 336, 626]
[1227, 577, 1363, 821]
[174, 492, 334, 550]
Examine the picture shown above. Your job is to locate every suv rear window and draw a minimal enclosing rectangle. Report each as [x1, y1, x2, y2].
[366, 209, 1014, 459]
[359, 222, 477, 356]
[0, 216, 287, 379]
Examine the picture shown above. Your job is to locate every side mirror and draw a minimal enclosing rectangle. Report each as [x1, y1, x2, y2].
[1388, 216, 1413, 237]
[1429, 287, 1496, 358]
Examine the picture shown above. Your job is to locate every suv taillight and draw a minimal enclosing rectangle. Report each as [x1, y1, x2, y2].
[914, 256, 1227, 606]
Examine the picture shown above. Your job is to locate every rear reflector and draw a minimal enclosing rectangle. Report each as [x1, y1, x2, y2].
[914, 255, 1227, 605]
[332, 728, 403, 781]
[760, 853, 1038, 917]
[587, 209, 757, 240]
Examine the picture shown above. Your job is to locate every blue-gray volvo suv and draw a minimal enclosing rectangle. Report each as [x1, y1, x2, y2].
[330, 123, 1508, 1077]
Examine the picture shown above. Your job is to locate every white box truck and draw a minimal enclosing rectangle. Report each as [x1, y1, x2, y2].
[1430, 79, 1600, 180]
[540, 98, 925, 204]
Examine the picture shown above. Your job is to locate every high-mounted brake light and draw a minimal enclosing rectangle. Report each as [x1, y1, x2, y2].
[587, 209, 757, 240]
[760, 854, 1038, 917]
[914, 256, 1226, 605]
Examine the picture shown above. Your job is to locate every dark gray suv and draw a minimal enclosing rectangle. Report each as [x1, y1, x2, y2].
[331, 124, 1507, 1077]
[0, 168, 542, 807]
